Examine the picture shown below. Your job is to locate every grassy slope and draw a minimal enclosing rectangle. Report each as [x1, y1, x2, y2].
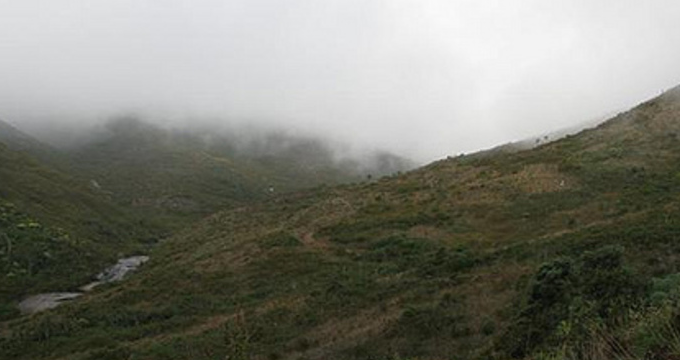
[3, 87, 680, 359]
[0, 143, 162, 320]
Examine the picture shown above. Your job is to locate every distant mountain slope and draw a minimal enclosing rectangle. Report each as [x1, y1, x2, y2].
[0, 119, 57, 162]
[6, 87, 680, 360]
[65, 117, 413, 224]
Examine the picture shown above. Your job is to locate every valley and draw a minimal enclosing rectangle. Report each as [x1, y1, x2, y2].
[2, 86, 680, 359]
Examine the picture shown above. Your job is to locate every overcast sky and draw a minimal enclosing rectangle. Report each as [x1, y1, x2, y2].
[1, 0, 680, 161]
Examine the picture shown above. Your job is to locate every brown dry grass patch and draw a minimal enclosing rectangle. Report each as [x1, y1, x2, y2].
[506, 163, 577, 194]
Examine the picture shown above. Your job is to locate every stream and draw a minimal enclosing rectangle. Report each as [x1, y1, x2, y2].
[18, 255, 149, 314]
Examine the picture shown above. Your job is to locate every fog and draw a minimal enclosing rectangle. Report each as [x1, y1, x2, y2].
[1, 0, 680, 163]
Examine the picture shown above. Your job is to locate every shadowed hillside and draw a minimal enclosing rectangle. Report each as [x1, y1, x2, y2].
[3, 86, 680, 359]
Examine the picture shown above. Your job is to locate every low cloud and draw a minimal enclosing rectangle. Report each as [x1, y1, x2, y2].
[1, 0, 680, 162]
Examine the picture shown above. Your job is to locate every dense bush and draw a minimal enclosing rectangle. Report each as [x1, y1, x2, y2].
[0, 201, 95, 320]
[500, 245, 646, 358]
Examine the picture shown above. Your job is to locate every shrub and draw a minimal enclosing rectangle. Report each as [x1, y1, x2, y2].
[500, 246, 646, 358]
[260, 231, 301, 248]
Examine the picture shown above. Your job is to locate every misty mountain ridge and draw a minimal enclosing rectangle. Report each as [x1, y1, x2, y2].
[0, 119, 40, 152]
[0, 118, 58, 163]
[46, 116, 414, 223]
[95, 116, 415, 174]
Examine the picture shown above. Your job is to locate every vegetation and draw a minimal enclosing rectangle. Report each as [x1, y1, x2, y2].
[64, 117, 414, 228]
[0, 201, 84, 320]
[2, 86, 680, 359]
[0, 141, 160, 322]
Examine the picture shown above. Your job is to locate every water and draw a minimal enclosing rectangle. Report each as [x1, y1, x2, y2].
[82, 255, 150, 291]
[18, 255, 150, 314]
[17, 293, 82, 314]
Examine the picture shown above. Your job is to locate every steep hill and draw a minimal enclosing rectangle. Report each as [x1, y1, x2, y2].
[65, 117, 413, 227]
[0, 142, 160, 320]
[4, 86, 680, 360]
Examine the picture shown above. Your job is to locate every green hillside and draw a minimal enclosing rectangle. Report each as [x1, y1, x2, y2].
[0, 142, 161, 320]
[65, 117, 413, 228]
[3, 86, 680, 360]
[0, 201, 97, 320]
[0, 141, 161, 245]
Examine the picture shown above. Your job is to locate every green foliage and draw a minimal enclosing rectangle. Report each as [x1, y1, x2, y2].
[84, 345, 133, 360]
[223, 311, 255, 360]
[321, 211, 452, 244]
[260, 231, 301, 248]
[501, 246, 646, 358]
[628, 305, 680, 359]
[649, 273, 680, 306]
[391, 295, 469, 341]
[0, 201, 96, 320]
[358, 235, 477, 281]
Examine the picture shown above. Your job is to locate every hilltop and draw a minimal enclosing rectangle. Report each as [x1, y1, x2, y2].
[3, 86, 680, 359]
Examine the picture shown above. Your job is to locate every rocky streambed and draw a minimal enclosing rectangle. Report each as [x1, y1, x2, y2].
[18, 256, 149, 314]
